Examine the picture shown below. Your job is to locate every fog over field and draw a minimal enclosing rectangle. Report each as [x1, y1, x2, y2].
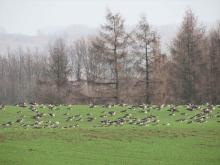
[0, 0, 219, 54]
[0, 24, 177, 54]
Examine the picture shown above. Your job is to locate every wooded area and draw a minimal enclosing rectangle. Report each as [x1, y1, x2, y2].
[0, 9, 219, 105]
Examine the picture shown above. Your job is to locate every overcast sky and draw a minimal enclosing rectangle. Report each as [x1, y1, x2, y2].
[0, 0, 219, 35]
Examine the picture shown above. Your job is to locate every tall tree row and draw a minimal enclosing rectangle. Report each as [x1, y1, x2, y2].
[133, 16, 158, 104]
[169, 9, 207, 104]
[92, 10, 129, 103]
[0, 49, 48, 104]
[207, 23, 220, 104]
[0, 9, 219, 105]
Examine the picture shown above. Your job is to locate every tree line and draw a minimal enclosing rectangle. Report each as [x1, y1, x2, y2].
[0, 9, 219, 105]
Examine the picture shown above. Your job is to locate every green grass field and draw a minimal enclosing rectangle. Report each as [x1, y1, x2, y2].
[0, 104, 220, 165]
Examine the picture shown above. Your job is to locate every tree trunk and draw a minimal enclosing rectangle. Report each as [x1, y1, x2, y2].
[114, 49, 119, 104]
[145, 43, 149, 104]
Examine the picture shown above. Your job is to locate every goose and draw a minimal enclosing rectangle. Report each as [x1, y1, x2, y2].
[187, 120, 193, 124]
[29, 102, 36, 106]
[67, 106, 72, 110]
[139, 104, 147, 109]
[107, 104, 112, 108]
[29, 106, 37, 112]
[120, 109, 127, 113]
[55, 121, 60, 125]
[89, 103, 95, 108]
[115, 120, 124, 126]
[180, 112, 186, 116]
[87, 113, 92, 116]
[123, 113, 131, 118]
[100, 119, 110, 125]
[102, 104, 107, 108]
[216, 114, 220, 118]
[48, 104, 55, 110]
[37, 112, 44, 117]
[47, 120, 52, 124]
[19, 102, 27, 108]
[108, 111, 116, 116]
[100, 114, 107, 118]
[32, 115, 40, 120]
[16, 118, 24, 123]
[186, 104, 198, 111]
[203, 108, 212, 114]
[151, 117, 158, 123]
[160, 104, 165, 108]
[87, 117, 94, 122]
[22, 124, 30, 128]
[50, 124, 58, 128]
[0, 104, 5, 111]
[63, 113, 69, 116]
[154, 105, 161, 111]
[119, 103, 127, 107]
[176, 118, 185, 122]
[156, 119, 160, 124]
[66, 116, 74, 122]
[35, 120, 43, 125]
[128, 106, 133, 110]
[74, 114, 81, 118]
[17, 110, 22, 114]
[49, 113, 55, 117]
[75, 118, 82, 122]
[2, 121, 13, 127]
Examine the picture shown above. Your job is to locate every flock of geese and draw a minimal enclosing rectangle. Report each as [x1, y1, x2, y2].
[0, 102, 220, 129]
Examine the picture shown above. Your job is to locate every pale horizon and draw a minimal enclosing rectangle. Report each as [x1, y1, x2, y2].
[0, 0, 219, 35]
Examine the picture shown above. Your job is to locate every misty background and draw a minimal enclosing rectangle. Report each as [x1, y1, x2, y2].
[0, 0, 219, 54]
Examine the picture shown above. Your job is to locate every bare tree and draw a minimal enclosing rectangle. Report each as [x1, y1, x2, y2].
[207, 23, 220, 104]
[49, 38, 71, 90]
[70, 38, 87, 81]
[170, 9, 206, 104]
[0, 47, 48, 104]
[92, 9, 128, 103]
[133, 15, 157, 104]
[150, 37, 168, 104]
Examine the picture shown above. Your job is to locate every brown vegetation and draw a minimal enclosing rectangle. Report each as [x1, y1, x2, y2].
[0, 9, 219, 105]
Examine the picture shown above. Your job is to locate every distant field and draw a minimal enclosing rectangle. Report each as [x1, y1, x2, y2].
[0, 104, 220, 165]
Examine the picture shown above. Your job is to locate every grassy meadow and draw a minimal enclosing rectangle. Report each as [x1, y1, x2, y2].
[0, 104, 220, 165]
